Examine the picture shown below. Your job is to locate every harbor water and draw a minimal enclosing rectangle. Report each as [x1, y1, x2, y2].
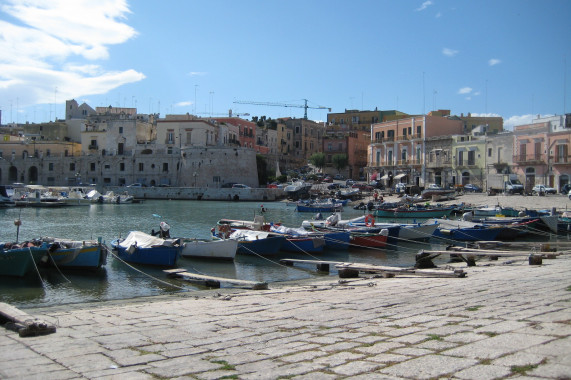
[0, 199, 563, 309]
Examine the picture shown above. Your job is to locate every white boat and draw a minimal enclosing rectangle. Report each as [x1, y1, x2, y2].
[180, 238, 237, 260]
[88, 190, 134, 204]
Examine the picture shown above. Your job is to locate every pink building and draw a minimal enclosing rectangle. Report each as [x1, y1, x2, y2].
[512, 114, 571, 192]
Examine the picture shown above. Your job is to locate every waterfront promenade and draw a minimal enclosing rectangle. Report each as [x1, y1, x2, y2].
[1, 251, 570, 379]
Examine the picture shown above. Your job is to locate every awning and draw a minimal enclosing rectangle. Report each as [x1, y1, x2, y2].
[380, 174, 389, 180]
[394, 173, 406, 179]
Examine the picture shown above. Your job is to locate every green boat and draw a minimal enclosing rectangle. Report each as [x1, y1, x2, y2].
[0, 241, 48, 277]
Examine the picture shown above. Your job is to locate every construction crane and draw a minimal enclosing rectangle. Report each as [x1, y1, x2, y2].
[233, 99, 331, 120]
[195, 110, 250, 118]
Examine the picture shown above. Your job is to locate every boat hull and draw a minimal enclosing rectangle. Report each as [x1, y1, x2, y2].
[433, 227, 501, 241]
[281, 236, 325, 253]
[236, 236, 285, 256]
[0, 243, 47, 277]
[181, 238, 237, 260]
[350, 233, 388, 248]
[45, 242, 107, 269]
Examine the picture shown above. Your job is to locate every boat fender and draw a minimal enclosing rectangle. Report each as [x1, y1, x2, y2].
[365, 214, 375, 227]
[440, 229, 452, 235]
[380, 228, 389, 236]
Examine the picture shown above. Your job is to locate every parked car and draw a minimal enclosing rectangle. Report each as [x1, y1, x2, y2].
[569, 189, 571, 200]
[327, 183, 341, 190]
[426, 183, 442, 190]
[561, 184, 571, 194]
[221, 182, 237, 188]
[232, 184, 251, 189]
[394, 183, 406, 193]
[352, 183, 374, 192]
[532, 184, 556, 195]
[126, 183, 145, 187]
[333, 174, 345, 180]
[463, 184, 482, 193]
[345, 179, 356, 186]
[322, 177, 333, 183]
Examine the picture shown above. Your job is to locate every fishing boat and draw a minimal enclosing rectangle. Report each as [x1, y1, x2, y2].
[472, 205, 521, 218]
[229, 230, 286, 256]
[111, 231, 181, 266]
[284, 180, 312, 199]
[40, 237, 107, 269]
[349, 228, 389, 249]
[428, 219, 502, 242]
[180, 237, 238, 260]
[269, 225, 325, 253]
[0, 240, 48, 277]
[337, 214, 438, 241]
[373, 204, 455, 219]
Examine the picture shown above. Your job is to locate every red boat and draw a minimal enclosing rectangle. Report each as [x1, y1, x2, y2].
[349, 229, 389, 249]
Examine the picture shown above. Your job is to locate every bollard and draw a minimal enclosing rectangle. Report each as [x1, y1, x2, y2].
[529, 254, 542, 265]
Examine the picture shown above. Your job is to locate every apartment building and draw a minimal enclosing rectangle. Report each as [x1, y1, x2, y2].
[368, 115, 463, 188]
[513, 114, 571, 192]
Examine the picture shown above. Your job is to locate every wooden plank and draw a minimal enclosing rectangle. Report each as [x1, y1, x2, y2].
[169, 271, 268, 290]
[0, 302, 56, 337]
[280, 259, 344, 266]
[421, 250, 544, 257]
[335, 263, 465, 278]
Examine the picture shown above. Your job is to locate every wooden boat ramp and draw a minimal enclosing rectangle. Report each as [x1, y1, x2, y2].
[279, 258, 466, 278]
[164, 269, 268, 290]
[417, 242, 567, 268]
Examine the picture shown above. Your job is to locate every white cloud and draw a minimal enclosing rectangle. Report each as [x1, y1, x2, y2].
[188, 72, 207, 77]
[502, 114, 555, 130]
[442, 48, 459, 57]
[488, 58, 502, 66]
[0, 0, 143, 108]
[458, 87, 472, 95]
[473, 91, 481, 96]
[415, 1, 433, 11]
[175, 101, 193, 107]
[435, 12, 442, 18]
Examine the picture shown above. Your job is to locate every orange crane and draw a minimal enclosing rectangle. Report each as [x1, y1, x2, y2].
[233, 99, 331, 120]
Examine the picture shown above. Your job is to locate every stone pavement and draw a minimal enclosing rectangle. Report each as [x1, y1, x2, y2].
[1, 255, 570, 379]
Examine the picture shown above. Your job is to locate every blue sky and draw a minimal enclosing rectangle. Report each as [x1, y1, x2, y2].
[1, 0, 570, 130]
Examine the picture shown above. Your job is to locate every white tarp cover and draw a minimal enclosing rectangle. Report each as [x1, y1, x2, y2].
[229, 230, 271, 241]
[270, 225, 309, 236]
[119, 231, 169, 249]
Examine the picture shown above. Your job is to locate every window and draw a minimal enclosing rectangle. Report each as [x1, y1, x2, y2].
[167, 131, 174, 143]
[328, 143, 332, 151]
[119, 127, 123, 134]
[120, 163, 125, 171]
[139, 163, 144, 172]
[376, 151, 381, 165]
[49, 163, 54, 171]
[468, 150, 475, 166]
[46, 149, 51, 157]
[90, 163, 96, 171]
[388, 150, 393, 163]
[458, 151, 464, 166]
[556, 144, 568, 163]
[401, 149, 407, 162]
[519, 144, 527, 161]
[69, 163, 75, 171]
[167, 147, 173, 154]
[416, 125, 421, 136]
[351, 116, 359, 123]
[488, 148, 492, 157]
[162, 163, 168, 172]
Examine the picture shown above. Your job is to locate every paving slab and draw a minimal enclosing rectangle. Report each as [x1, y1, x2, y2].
[0, 254, 568, 380]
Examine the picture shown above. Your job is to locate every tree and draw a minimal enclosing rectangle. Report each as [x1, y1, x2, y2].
[332, 154, 348, 173]
[309, 152, 326, 172]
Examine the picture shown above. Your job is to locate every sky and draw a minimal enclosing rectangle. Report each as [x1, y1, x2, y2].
[1, 0, 570, 130]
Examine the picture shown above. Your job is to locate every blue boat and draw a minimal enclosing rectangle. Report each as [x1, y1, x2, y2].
[429, 219, 502, 241]
[229, 230, 286, 256]
[111, 231, 181, 266]
[320, 231, 351, 250]
[43, 237, 107, 269]
[268, 225, 326, 253]
[0, 240, 48, 277]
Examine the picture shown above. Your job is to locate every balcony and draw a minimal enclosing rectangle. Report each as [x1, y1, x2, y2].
[550, 155, 570, 164]
[513, 154, 546, 164]
[426, 158, 451, 168]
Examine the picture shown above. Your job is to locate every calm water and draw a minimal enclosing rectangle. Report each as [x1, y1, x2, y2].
[0, 200, 563, 308]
